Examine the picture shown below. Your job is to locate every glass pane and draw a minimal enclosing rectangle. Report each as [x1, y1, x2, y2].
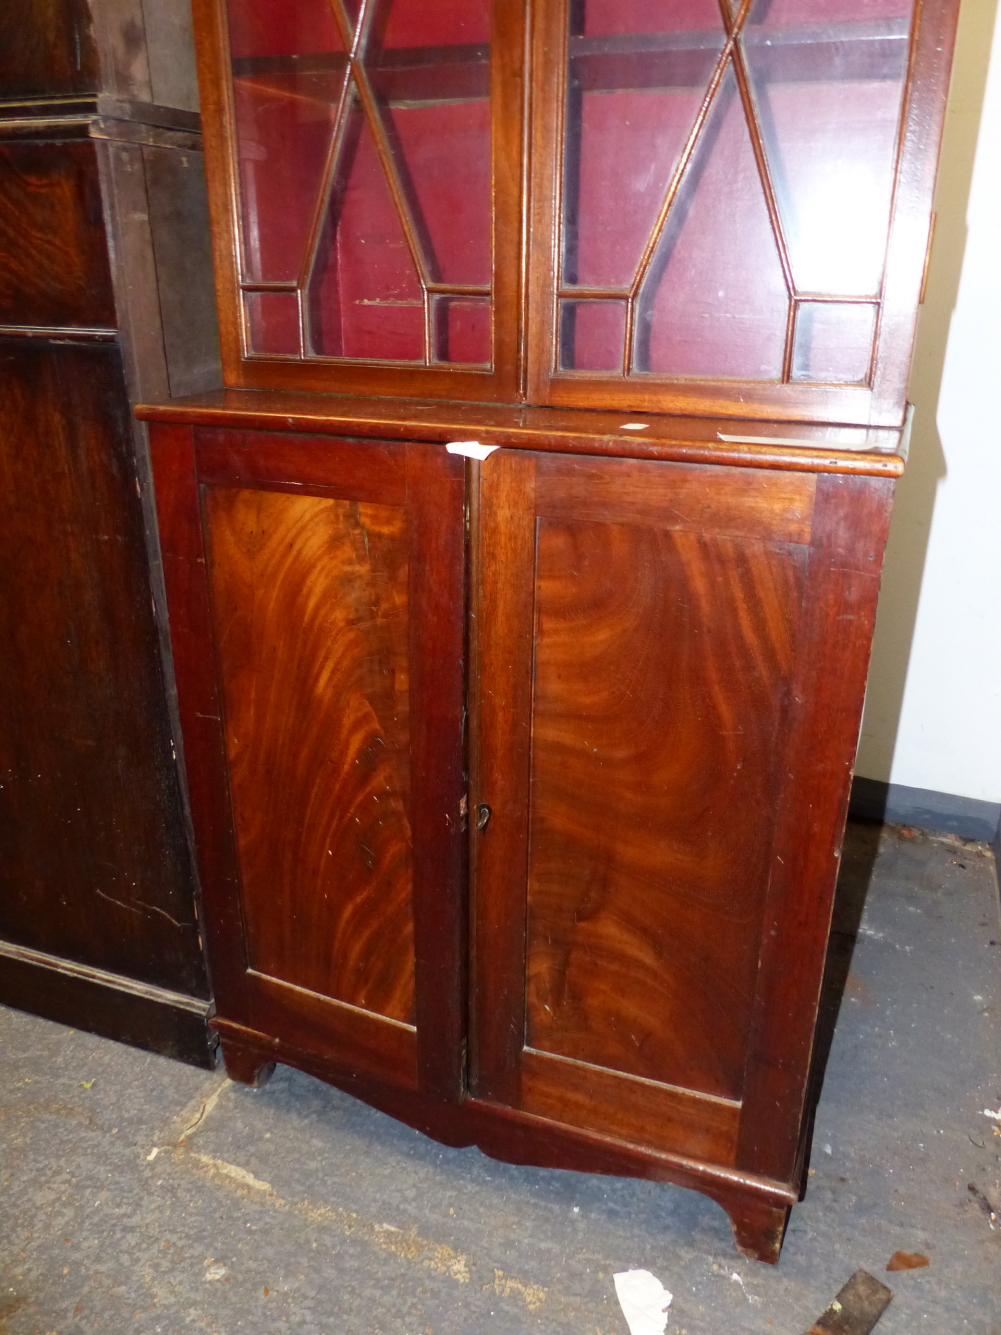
[245, 291, 300, 355]
[637, 68, 788, 379]
[380, 100, 491, 287]
[381, 0, 489, 47]
[228, 0, 344, 59]
[562, 0, 725, 289]
[434, 297, 491, 365]
[229, 0, 346, 284]
[581, 0, 725, 39]
[792, 301, 877, 383]
[743, 0, 916, 295]
[370, 0, 491, 288]
[308, 105, 424, 361]
[559, 300, 627, 372]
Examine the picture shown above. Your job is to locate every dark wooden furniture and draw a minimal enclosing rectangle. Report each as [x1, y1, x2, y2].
[0, 0, 219, 1064]
[138, 0, 959, 1258]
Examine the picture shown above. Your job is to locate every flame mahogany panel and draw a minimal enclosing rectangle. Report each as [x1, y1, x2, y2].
[525, 510, 807, 1101]
[472, 450, 818, 1152]
[203, 485, 415, 1023]
[152, 425, 466, 1099]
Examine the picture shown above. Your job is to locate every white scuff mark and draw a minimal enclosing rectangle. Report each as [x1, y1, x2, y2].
[620, 422, 649, 430]
[613, 1269, 673, 1335]
[730, 1271, 761, 1305]
[983, 1107, 1001, 1122]
[446, 440, 500, 461]
[192, 1152, 273, 1193]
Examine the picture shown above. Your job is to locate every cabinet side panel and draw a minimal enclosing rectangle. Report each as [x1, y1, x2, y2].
[737, 473, 895, 1181]
[203, 486, 415, 1024]
[526, 517, 806, 1101]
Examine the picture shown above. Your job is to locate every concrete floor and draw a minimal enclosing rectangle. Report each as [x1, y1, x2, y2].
[1, 822, 999, 1335]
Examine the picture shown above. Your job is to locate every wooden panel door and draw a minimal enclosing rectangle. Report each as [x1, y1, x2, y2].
[470, 450, 892, 1182]
[151, 425, 467, 1098]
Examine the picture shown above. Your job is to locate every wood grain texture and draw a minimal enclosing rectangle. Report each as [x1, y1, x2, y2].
[526, 508, 807, 1100]
[736, 474, 895, 1182]
[0, 342, 206, 996]
[467, 450, 538, 1104]
[521, 1047, 739, 1165]
[196, 428, 406, 502]
[0, 0, 98, 102]
[405, 445, 468, 1100]
[243, 969, 418, 1091]
[0, 141, 115, 330]
[137, 390, 907, 478]
[204, 485, 416, 1023]
[154, 427, 465, 1097]
[535, 454, 816, 543]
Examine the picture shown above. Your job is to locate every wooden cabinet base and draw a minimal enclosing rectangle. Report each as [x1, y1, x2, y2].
[219, 1037, 276, 1089]
[0, 939, 215, 1069]
[139, 400, 903, 1266]
[214, 1018, 797, 1265]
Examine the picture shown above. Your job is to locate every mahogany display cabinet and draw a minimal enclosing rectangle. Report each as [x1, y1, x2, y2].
[138, 0, 960, 1261]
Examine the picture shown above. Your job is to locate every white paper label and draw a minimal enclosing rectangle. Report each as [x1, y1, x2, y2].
[614, 1269, 673, 1335]
[445, 440, 500, 460]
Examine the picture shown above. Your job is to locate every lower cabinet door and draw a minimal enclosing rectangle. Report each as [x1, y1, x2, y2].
[151, 425, 467, 1100]
[470, 449, 892, 1183]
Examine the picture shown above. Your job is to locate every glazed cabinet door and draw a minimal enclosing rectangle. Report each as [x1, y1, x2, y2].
[470, 450, 892, 1184]
[150, 425, 466, 1099]
[527, 0, 957, 426]
[193, 0, 527, 400]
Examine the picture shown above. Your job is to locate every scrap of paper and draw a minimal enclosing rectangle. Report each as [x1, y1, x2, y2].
[613, 1268, 673, 1335]
[445, 441, 500, 460]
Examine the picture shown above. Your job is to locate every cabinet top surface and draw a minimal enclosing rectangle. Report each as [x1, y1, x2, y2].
[136, 389, 906, 477]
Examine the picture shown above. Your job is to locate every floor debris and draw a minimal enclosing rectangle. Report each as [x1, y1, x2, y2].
[885, 1251, 929, 1272]
[966, 1181, 998, 1227]
[613, 1269, 673, 1335]
[805, 1270, 892, 1334]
